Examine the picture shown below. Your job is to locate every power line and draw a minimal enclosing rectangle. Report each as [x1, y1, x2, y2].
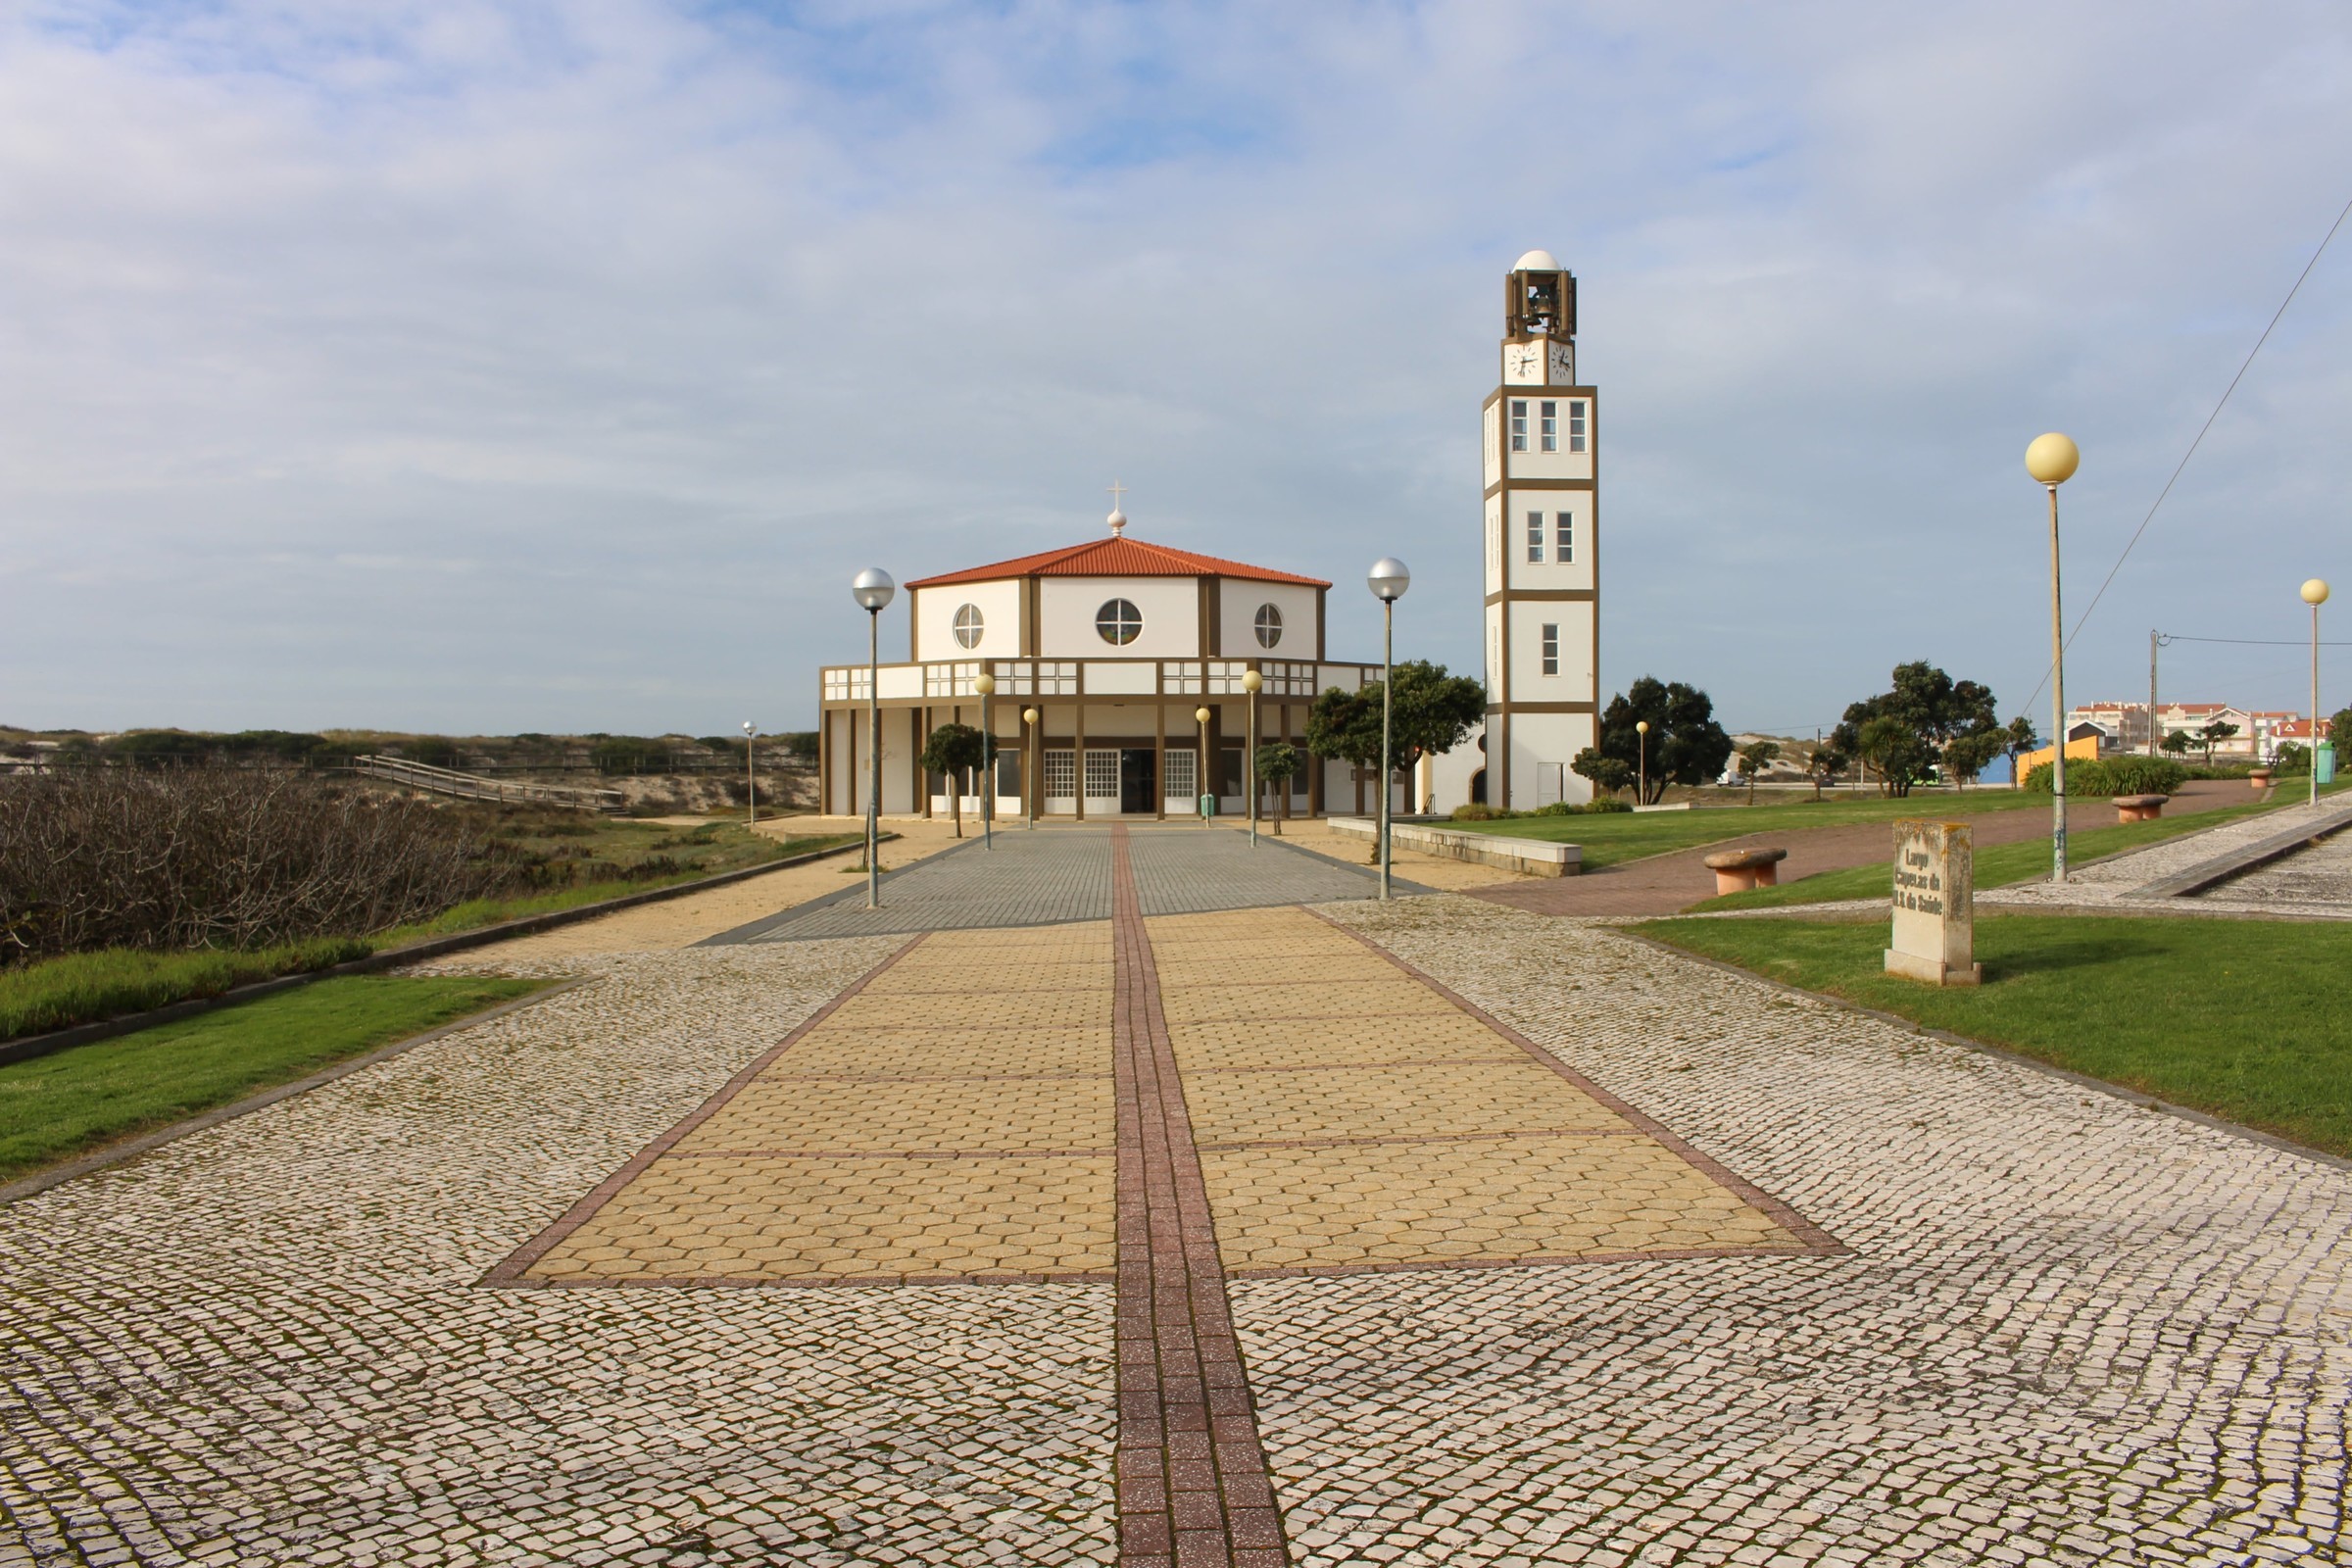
[2018, 185, 2352, 712]
[2155, 633, 2352, 648]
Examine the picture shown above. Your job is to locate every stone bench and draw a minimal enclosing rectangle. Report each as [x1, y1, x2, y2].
[2249, 767, 2275, 792]
[1323, 817, 1582, 876]
[1703, 846, 1787, 895]
[2113, 794, 2168, 823]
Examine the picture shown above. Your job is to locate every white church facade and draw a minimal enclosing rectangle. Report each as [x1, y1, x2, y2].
[814, 248, 1602, 820]
[814, 525, 1409, 821]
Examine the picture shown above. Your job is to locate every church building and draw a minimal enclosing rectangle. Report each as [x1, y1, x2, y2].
[814, 510, 1404, 821]
[815, 248, 1600, 820]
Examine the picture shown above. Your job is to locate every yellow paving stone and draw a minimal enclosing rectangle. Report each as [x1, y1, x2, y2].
[1154, 976, 1451, 1023]
[1184, 1060, 1623, 1143]
[1166, 1014, 1520, 1068]
[675, 1075, 1111, 1153]
[775, 1026, 1107, 1077]
[1200, 1138, 1795, 1271]
[526, 1154, 1116, 1281]
[921, 922, 1111, 952]
[824, 988, 1113, 1030]
[863, 959, 1116, 995]
[1151, 954, 1400, 987]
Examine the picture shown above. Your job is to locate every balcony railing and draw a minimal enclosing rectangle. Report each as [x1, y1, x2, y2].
[819, 657, 1376, 705]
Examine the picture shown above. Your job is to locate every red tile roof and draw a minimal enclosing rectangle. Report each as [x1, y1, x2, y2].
[906, 535, 1329, 590]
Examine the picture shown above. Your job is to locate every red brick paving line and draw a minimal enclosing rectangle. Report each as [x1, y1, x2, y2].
[1110, 826, 1292, 1568]
[477, 932, 932, 1289]
[1306, 907, 1845, 1257]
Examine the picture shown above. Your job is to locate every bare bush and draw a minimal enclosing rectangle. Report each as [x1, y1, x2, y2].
[0, 770, 492, 960]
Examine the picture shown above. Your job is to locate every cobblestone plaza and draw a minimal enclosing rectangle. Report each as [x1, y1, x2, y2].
[2, 828, 2345, 1565]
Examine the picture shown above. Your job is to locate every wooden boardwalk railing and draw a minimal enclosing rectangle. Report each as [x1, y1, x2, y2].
[352, 756, 625, 811]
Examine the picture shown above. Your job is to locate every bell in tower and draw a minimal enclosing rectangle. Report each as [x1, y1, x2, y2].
[1504, 250, 1577, 342]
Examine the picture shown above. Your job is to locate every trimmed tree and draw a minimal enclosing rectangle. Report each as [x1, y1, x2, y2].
[1808, 743, 1848, 801]
[1735, 739, 1781, 805]
[1569, 747, 1635, 800]
[1591, 676, 1734, 805]
[2198, 719, 2240, 765]
[1833, 662, 1999, 798]
[1254, 742, 1300, 834]
[1304, 661, 1486, 802]
[918, 722, 986, 838]
[2001, 715, 2037, 787]
[1942, 728, 2005, 790]
[2160, 728, 2193, 759]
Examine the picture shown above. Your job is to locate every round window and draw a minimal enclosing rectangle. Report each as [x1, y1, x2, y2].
[953, 603, 985, 650]
[1096, 598, 1144, 646]
[1253, 603, 1283, 649]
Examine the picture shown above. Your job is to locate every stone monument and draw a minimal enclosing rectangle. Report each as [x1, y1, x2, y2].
[1886, 819, 1981, 986]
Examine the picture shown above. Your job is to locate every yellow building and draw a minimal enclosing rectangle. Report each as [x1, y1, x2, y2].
[2010, 733, 2100, 780]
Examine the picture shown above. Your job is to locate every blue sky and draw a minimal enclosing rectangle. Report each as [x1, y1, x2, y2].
[5, 1, 2351, 737]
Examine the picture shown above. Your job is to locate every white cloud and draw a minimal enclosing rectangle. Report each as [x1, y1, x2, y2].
[3, 0, 2349, 734]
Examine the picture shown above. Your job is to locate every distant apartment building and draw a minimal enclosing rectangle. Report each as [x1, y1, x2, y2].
[2066, 701, 2319, 760]
[2156, 703, 2259, 759]
[2268, 716, 2332, 754]
[2064, 701, 2151, 752]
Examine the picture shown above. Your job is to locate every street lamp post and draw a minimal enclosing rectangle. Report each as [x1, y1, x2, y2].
[1022, 707, 1041, 826]
[1243, 668, 1263, 847]
[2026, 432, 2081, 883]
[1369, 557, 1410, 901]
[1195, 707, 1213, 825]
[742, 720, 759, 829]
[1635, 719, 1649, 805]
[2304, 578, 2331, 808]
[851, 567, 896, 908]
[974, 671, 997, 850]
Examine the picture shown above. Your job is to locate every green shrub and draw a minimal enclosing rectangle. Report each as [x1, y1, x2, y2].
[1452, 799, 1630, 821]
[2022, 757, 2187, 797]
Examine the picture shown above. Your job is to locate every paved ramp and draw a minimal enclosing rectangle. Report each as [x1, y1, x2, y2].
[698, 825, 1425, 942]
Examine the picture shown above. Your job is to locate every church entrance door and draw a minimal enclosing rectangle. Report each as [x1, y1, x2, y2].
[1118, 749, 1155, 815]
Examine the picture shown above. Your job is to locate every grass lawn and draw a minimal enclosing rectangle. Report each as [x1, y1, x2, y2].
[1634, 912, 2352, 1158]
[1468, 790, 2046, 869]
[1702, 779, 2350, 910]
[0, 974, 545, 1182]
[0, 821, 861, 1043]
[1702, 797, 2284, 910]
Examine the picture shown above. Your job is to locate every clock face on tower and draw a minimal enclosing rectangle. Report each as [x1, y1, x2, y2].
[1503, 341, 1544, 384]
[1548, 340, 1575, 384]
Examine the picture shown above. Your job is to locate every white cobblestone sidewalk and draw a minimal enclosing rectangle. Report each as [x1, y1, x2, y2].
[0, 942, 1115, 1568]
[1, 891, 2345, 1565]
[1281, 896, 2350, 1567]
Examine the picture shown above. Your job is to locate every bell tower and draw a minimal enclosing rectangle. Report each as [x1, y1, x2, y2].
[1482, 250, 1598, 808]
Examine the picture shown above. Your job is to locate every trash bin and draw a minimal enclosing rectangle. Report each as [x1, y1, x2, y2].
[1199, 793, 1217, 818]
[2318, 742, 2337, 786]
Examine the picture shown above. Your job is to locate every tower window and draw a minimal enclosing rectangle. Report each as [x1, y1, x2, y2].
[1526, 511, 1544, 564]
[1554, 512, 1574, 564]
[1540, 401, 1557, 453]
[1509, 400, 1528, 453]
[1541, 623, 1559, 676]
[952, 603, 985, 650]
[1253, 603, 1283, 649]
[1096, 598, 1144, 646]
[1568, 401, 1588, 453]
